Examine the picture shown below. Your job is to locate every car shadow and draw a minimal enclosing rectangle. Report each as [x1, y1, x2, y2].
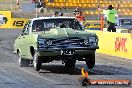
[40, 64, 97, 75]
[40, 64, 132, 75]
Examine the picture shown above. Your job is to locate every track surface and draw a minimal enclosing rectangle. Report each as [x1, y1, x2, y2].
[0, 29, 132, 88]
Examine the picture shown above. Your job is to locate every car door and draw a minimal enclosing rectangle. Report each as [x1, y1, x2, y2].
[19, 21, 31, 59]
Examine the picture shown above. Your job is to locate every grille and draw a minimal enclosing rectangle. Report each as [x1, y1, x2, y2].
[46, 37, 89, 48]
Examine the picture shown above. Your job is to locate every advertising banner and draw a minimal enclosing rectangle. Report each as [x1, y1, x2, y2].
[0, 11, 29, 29]
[11, 18, 29, 29]
[86, 30, 132, 59]
[0, 11, 12, 28]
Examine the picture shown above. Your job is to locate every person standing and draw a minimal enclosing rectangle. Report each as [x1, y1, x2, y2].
[16, 0, 20, 9]
[74, 7, 81, 15]
[39, 7, 44, 17]
[32, 0, 37, 3]
[98, 4, 119, 32]
[59, 13, 64, 16]
[52, 11, 59, 17]
[75, 11, 85, 25]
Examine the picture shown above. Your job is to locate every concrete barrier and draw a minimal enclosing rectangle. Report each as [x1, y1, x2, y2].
[86, 30, 132, 59]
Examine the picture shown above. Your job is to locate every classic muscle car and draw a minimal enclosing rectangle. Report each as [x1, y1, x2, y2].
[14, 17, 99, 71]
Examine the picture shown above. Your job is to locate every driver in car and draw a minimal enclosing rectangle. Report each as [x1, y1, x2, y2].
[60, 23, 66, 28]
[36, 25, 43, 31]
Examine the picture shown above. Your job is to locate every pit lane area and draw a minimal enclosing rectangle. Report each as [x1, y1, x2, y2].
[0, 29, 132, 88]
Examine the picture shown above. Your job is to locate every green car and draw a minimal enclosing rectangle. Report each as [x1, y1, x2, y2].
[14, 17, 99, 71]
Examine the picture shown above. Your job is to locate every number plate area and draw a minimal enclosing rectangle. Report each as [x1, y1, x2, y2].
[61, 50, 75, 55]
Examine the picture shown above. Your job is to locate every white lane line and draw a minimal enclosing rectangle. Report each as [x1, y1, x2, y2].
[20, 67, 57, 84]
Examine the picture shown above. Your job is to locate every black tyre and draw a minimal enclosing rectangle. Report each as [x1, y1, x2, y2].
[33, 53, 42, 71]
[85, 53, 95, 69]
[19, 57, 30, 67]
[65, 60, 76, 68]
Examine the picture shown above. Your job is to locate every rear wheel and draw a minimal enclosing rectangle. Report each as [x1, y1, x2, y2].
[85, 53, 95, 69]
[18, 57, 30, 67]
[33, 52, 42, 71]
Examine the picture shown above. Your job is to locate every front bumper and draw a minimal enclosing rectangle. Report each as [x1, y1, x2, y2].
[35, 46, 99, 56]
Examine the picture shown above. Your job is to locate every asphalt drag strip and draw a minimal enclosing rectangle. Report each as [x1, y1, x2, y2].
[0, 29, 132, 88]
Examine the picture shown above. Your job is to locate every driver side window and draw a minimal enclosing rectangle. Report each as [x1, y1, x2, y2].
[22, 21, 31, 35]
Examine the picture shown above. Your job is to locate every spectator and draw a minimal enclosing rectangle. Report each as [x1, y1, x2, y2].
[16, 0, 20, 9]
[74, 7, 81, 15]
[38, 0, 43, 7]
[32, 0, 43, 8]
[36, 24, 43, 31]
[59, 13, 63, 16]
[98, 4, 119, 32]
[75, 11, 85, 25]
[52, 11, 59, 17]
[32, 0, 37, 3]
[39, 7, 44, 17]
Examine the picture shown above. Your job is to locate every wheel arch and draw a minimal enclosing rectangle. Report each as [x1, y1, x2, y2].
[30, 46, 35, 57]
[16, 49, 20, 54]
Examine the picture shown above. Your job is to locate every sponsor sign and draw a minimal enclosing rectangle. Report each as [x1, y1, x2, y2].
[115, 37, 127, 53]
[0, 11, 29, 28]
[0, 11, 12, 28]
[86, 30, 132, 59]
[0, 14, 8, 26]
[12, 18, 29, 28]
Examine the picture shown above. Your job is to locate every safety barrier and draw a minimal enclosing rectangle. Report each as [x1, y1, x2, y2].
[0, 11, 29, 29]
[86, 30, 132, 60]
[84, 20, 107, 30]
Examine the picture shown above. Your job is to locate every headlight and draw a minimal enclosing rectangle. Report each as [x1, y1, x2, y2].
[89, 37, 97, 46]
[38, 38, 46, 48]
[89, 37, 96, 42]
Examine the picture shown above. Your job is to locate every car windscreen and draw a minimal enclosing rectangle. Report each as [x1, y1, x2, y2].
[32, 18, 84, 32]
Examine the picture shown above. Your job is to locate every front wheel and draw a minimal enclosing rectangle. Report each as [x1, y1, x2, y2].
[85, 53, 95, 69]
[33, 53, 42, 71]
